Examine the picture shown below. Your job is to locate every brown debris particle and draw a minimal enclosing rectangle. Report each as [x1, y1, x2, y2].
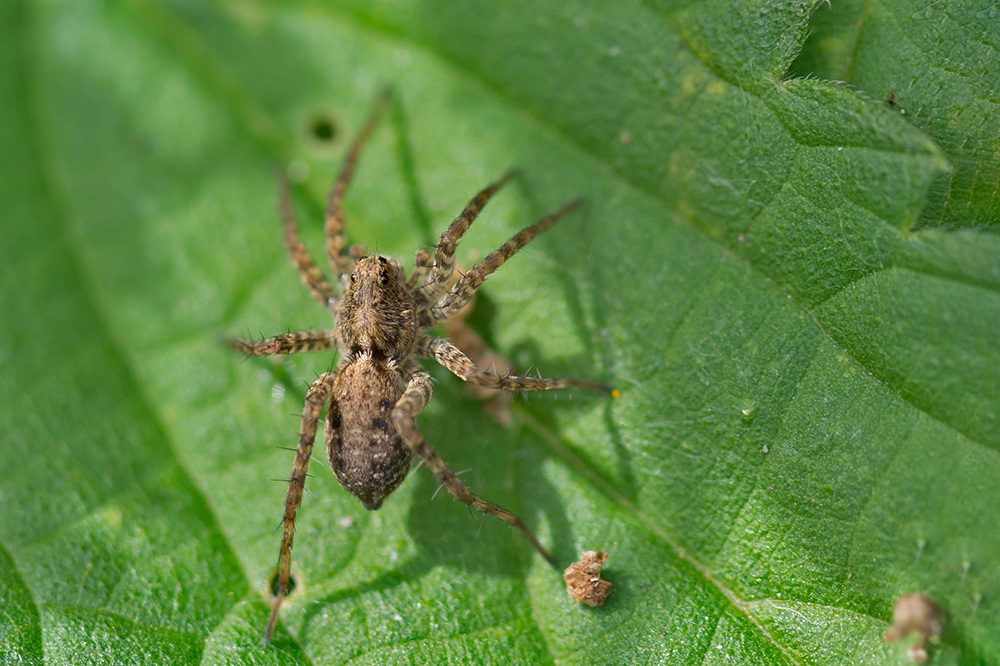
[884, 593, 944, 664]
[564, 550, 612, 607]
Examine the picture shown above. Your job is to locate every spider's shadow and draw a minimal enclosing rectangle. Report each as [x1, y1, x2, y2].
[514, 178, 635, 505]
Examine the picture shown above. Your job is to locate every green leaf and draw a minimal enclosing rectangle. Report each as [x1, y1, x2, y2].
[1, 0, 996, 664]
[791, 0, 1000, 232]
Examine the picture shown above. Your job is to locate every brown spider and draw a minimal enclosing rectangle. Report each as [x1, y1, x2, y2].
[228, 92, 611, 644]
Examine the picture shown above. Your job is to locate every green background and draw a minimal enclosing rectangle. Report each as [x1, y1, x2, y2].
[1, 0, 997, 664]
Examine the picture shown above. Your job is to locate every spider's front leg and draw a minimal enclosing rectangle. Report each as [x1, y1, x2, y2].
[264, 371, 337, 645]
[420, 170, 517, 301]
[325, 89, 390, 280]
[430, 198, 581, 320]
[406, 248, 433, 289]
[277, 174, 338, 308]
[391, 361, 558, 567]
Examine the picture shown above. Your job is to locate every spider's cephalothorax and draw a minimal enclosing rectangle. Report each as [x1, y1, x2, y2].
[337, 255, 415, 358]
[228, 92, 611, 644]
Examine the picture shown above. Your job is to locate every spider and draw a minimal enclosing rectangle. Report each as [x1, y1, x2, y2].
[228, 91, 611, 644]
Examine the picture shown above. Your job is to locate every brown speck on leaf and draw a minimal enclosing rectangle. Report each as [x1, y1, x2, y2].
[884, 593, 943, 664]
[564, 550, 612, 607]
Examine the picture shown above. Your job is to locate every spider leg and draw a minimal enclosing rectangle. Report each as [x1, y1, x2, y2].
[407, 247, 433, 289]
[444, 297, 514, 425]
[431, 199, 581, 320]
[264, 371, 337, 645]
[278, 173, 338, 308]
[326, 89, 391, 280]
[349, 244, 367, 263]
[420, 170, 517, 301]
[416, 335, 611, 393]
[227, 330, 334, 356]
[391, 361, 557, 567]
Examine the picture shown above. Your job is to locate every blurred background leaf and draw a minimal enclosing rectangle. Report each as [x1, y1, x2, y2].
[1, 0, 996, 664]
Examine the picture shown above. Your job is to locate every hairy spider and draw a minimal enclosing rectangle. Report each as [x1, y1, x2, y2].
[228, 92, 611, 644]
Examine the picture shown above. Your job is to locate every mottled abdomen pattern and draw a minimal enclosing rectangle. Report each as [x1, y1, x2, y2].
[325, 356, 412, 509]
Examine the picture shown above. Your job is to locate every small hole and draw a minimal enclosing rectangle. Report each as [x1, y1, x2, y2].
[268, 569, 298, 598]
[309, 115, 337, 143]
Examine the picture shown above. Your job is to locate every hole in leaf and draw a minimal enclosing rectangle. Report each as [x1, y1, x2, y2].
[269, 569, 298, 598]
[309, 115, 337, 143]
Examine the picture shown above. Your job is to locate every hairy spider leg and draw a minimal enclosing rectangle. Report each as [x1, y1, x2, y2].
[227, 329, 334, 356]
[264, 371, 337, 645]
[406, 247, 433, 289]
[325, 89, 391, 280]
[416, 335, 611, 393]
[431, 198, 582, 320]
[278, 174, 337, 307]
[420, 170, 518, 301]
[392, 361, 557, 566]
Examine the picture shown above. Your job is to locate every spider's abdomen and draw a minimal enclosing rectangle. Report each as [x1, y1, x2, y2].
[325, 357, 412, 510]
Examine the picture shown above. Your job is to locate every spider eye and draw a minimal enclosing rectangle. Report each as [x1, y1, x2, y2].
[379, 273, 389, 285]
[350, 273, 356, 283]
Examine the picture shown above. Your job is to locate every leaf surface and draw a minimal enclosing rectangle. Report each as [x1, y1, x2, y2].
[1, 0, 997, 664]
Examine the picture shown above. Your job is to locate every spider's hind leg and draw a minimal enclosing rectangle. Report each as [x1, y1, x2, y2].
[264, 371, 337, 645]
[391, 361, 557, 567]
